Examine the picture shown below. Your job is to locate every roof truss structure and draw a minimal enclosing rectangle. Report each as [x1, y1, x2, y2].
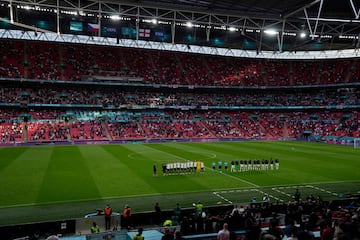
[0, 0, 360, 55]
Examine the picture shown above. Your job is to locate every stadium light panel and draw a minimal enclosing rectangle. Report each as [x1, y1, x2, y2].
[228, 27, 236, 32]
[110, 15, 121, 21]
[264, 29, 278, 36]
[300, 32, 307, 38]
[186, 21, 193, 28]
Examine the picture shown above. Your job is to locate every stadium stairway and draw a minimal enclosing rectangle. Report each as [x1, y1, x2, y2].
[23, 122, 28, 143]
[101, 121, 113, 141]
[283, 122, 289, 138]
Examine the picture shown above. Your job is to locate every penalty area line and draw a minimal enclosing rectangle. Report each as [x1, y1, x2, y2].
[255, 189, 284, 203]
[218, 171, 260, 188]
[213, 191, 233, 204]
[307, 185, 339, 197]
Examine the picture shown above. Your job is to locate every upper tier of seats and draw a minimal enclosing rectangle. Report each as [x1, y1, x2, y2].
[0, 39, 359, 86]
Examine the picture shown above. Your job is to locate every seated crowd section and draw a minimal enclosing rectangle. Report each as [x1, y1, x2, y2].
[0, 107, 359, 144]
[0, 39, 360, 85]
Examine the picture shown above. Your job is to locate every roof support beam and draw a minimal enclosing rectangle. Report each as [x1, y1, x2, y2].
[284, 0, 321, 19]
[304, 8, 314, 37]
[257, 19, 265, 53]
[56, 0, 60, 34]
[303, 0, 324, 40]
[312, 0, 324, 40]
[1, 0, 359, 52]
[278, 20, 285, 52]
[9, 0, 13, 23]
[171, 11, 176, 44]
[98, 1, 101, 37]
[356, 33, 360, 48]
[350, 0, 360, 19]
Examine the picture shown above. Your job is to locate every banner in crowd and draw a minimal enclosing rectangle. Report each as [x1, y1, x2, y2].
[121, 27, 136, 37]
[154, 30, 170, 41]
[70, 21, 83, 32]
[154, 31, 164, 38]
[102, 26, 117, 37]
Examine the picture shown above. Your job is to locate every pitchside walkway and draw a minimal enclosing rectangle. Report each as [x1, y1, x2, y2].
[59, 229, 163, 240]
[57, 225, 320, 240]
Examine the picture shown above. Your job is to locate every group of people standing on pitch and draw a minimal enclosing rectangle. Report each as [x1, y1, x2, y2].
[212, 158, 280, 173]
[153, 161, 205, 176]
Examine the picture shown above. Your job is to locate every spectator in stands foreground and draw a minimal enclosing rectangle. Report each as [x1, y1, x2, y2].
[218, 223, 230, 240]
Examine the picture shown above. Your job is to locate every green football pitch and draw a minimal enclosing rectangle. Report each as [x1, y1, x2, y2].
[0, 140, 359, 226]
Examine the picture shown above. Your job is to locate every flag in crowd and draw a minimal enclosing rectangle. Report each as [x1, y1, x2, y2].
[139, 28, 151, 37]
[87, 23, 100, 33]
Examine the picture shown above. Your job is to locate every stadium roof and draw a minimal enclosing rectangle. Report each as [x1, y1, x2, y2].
[136, 0, 355, 19]
[0, 0, 360, 54]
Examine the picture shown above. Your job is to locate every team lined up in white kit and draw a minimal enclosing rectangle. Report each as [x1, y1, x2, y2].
[161, 161, 205, 175]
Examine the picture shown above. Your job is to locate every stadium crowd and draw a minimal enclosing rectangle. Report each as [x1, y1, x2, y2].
[173, 192, 360, 240]
[0, 87, 358, 107]
[1, 39, 360, 86]
[0, 109, 359, 143]
[99, 190, 359, 240]
[0, 40, 358, 144]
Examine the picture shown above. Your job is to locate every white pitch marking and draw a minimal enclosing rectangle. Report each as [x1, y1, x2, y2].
[213, 192, 233, 204]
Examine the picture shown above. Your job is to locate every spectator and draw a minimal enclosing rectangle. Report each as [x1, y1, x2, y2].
[104, 204, 112, 230]
[217, 223, 230, 240]
[154, 202, 162, 225]
[133, 227, 144, 240]
[91, 222, 100, 233]
[162, 228, 175, 240]
[123, 204, 132, 230]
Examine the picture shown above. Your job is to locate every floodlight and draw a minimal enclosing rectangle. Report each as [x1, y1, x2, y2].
[186, 21, 193, 28]
[110, 15, 121, 21]
[264, 29, 278, 36]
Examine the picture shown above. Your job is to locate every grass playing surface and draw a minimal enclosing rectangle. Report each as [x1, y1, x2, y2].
[0, 140, 359, 226]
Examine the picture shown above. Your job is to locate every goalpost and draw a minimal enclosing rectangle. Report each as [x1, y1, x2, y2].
[354, 138, 360, 149]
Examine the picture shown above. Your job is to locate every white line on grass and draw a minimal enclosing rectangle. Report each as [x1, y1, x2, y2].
[213, 188, 284, 203]
[307, 185, 339, 197]
[128, 151, 217, 162]
[0, 188, 240, 209]
[272, 187, 293, 198]
[271, 184, 341, 201]
[217, 171, 260, 187]
[212, 192, 233, 204]
[261, 180, 360, 189]
[255, 189, 284, 202]
[302, 180, 360, 185]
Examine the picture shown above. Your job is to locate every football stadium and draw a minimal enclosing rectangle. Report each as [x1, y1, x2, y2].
[0, 0, 359, 239]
